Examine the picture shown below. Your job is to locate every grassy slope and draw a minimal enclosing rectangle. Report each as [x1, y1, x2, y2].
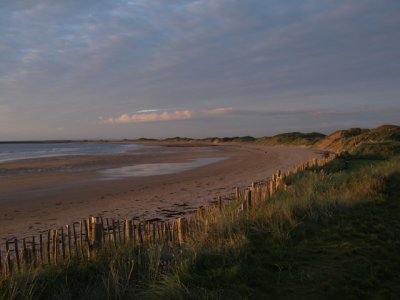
[256, 132, 326, 146]
[315, 125, 400, 156]
[142, 156, 400, 299]
[157, 125, 400, 154]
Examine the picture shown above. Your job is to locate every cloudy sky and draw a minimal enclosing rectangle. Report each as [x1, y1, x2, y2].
[0, 0, 399, 140]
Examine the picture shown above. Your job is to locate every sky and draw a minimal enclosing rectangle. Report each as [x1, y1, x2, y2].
[0, 0, 399, 140]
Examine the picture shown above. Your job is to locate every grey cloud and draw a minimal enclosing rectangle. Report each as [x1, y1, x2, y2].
[0, 1, 399, 140]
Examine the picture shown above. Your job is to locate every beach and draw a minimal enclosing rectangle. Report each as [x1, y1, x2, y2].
[0, 143, 322, 241]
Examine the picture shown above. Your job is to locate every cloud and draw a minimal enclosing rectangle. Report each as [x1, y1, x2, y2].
[205, 107, 233, 115]
[102, 106, 400, 125]
[0, 1, 399, 139]
[102, 107, 233, 124]
[136, 109, 161, 113]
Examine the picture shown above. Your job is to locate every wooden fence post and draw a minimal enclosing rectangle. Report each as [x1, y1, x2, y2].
[80, 221, 85, 259]
[247, 189, 252, 209]
[269, 180, 274, 197]
[32, 236, 37, 266]
[47, 230, 51, 264]
[84, 219, 91, 258]
[112, 219, 117, 248]
[100, 217, 106, 245]
[53, 229, 58, 264]
[138, 222, 144, 245]
[91, 217, 103, 250]
[106, 218, 112, 247]
[14, 239, 20, 272]
[61, 227, 66, 261]
[72, 223, 78, 258]
[22, 238, 27, 267]
[133, 222, 138, 244]
[117, 220, 122, 243]
[6, 241, 12, 274]
[66, 225, 72, 259]
[177, 218, 184, 246]
[123, 219, 127, 244]
[39, 234, 44, 264]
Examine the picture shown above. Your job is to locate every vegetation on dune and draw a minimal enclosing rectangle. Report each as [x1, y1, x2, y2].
[145, 155, 400, 299]
[160, 136, 257, 143]
[148, 125, 400, 156]
[235, 124, 400, 153]
[256, 132, 326, 146]
[315, 124, 400, 155]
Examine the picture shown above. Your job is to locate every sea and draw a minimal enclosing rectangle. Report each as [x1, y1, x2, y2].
[0, 143, 142, 163]
[0, 143, 228, 178]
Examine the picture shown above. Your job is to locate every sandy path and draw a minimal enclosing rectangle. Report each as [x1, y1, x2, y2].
[0, 143, 322, 241]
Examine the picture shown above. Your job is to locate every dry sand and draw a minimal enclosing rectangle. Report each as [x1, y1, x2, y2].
[0, 143, 323, 241]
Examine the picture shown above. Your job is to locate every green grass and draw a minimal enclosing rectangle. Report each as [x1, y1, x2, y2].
[140, 156, 400, 299]
[257, 132, 326, 146]
[1, 155, 400, 299]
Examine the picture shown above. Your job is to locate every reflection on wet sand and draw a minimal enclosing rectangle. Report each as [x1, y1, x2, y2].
[100, 157, 229, 179]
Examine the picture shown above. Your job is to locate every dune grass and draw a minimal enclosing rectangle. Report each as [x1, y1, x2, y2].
[1, 154, 399, 299]
[140, 155, 400, 299]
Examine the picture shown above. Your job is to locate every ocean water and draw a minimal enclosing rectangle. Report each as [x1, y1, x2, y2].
[0, 143, 141, 163]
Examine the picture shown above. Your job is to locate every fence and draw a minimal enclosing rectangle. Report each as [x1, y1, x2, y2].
[0, 156, 332, 277]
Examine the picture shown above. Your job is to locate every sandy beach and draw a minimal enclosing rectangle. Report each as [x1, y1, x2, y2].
[0, 143, 322, 241]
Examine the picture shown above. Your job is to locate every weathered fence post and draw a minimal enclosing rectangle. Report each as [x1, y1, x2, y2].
[91, 217, 103, 250]
[176, 218, 183, 245]
[6, 241, 12, 274]
[61, 227, 66, 261]
[112, 219, 117, 248]
[22, 238, 27, 267]
[138, 222, 144, 245]
[106, 218, 111, 247]
[39, 234, 44, 264]
[72, 223, 78, 258]
[84, 219, 91, 258]
[117, 220, 122, 243]
[14, 239, 20, 271]
[47, 230, 51, 264]
[32, 236, 37, 266]
[247, 189, 252, 209]
[53, 229, 58, 264]
[100, 217, 106, 244]
[66, 225, 71, 259]
[235, 187, 240, 201]
[80, 221, 85, 259]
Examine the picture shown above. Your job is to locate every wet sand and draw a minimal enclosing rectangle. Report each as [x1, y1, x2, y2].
[0, 143, 322, 241]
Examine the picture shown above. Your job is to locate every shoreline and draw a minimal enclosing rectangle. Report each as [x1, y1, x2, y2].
[0, 143, 322, 241]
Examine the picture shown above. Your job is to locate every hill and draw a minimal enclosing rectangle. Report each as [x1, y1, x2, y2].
[152, 125, 400, 156]
[256, 132, 326, 146]
[315, 124, 400, 156]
